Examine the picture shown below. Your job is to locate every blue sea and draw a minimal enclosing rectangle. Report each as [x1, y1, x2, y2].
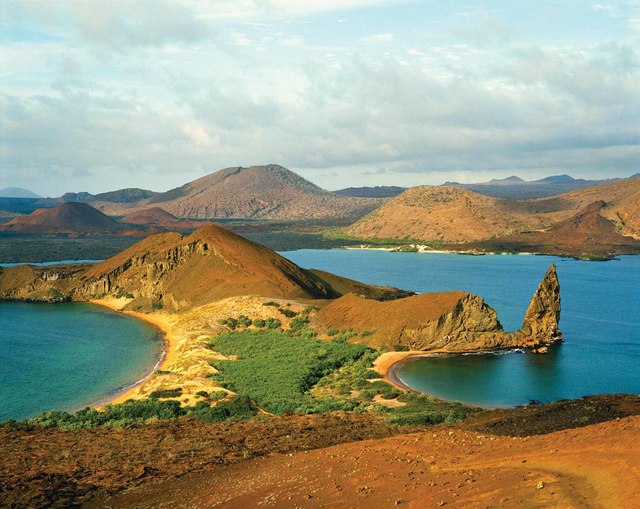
[0, 302, 162, 421]
[282, 250, 640, 407]
[1, 251, 638, 416]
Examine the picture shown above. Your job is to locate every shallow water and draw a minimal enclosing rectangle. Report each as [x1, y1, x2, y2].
[282, 250, 640, 407]
[0, 302, 162, 421]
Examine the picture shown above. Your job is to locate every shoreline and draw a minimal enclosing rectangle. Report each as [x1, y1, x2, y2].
[374, 348, 527, 398]
[88, 298, 179, 406]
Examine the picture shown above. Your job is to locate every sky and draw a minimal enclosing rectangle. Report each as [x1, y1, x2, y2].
[1, 0, 639, 197]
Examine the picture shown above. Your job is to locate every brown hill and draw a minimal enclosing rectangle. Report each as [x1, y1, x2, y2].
[345, 186, 550, 243]
[142, 164, 381, 220]
[80, 224, 342, 309]
[467, 201, 640, 258]
[344, 176, 640, 247]
[0, 202, 122, 234]
[121, 207, 179, 225]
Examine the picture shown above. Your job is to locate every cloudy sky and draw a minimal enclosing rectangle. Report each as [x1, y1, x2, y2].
[1, 0, 639, 196]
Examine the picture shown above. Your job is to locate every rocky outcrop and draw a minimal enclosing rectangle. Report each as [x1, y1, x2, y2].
[519, 264, 562, 346]
[0, 264, 80, 302]
[313, 291, 515, 351]
[314, 264, 562, 353]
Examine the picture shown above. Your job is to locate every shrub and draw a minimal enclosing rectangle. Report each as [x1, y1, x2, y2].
[361, 330, 374, 337]
[195, 390, 209, 398]
[149, 388, 182, 399]
[289, 316, 309, 332]
[278, 308, 298, 318]
[151, 301, 163, 310]
[262, 301, 280, 307]
[326, 329, 340, 337]
[253, 319, 266, 328]
[208, 391, 227, 401]
[265, 317, 281, 329]
[238, 315, 252, 328]
[185, 396, 257, 423]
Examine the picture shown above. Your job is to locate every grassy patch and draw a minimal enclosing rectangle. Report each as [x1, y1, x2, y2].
[209, 330, 368, 414]
[11, 392, 255, 430]
[22, 396, 258, 430]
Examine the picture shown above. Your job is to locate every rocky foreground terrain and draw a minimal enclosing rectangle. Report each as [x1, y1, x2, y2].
[1, 396, 638, 507]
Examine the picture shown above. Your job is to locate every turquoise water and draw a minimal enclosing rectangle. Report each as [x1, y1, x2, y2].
[282, 250, 640, 407]
[0, 302, 163, 421]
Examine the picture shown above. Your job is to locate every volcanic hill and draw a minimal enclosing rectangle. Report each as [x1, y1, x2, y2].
[467, 201, 640, 258]
[61, 164, 383, 220]
[344, 185, 544, 243]
[345, 176, 640, 251]
[0, 202, 122, 234]
[142, 164, 381, 220]
[121, 207, 180, 226]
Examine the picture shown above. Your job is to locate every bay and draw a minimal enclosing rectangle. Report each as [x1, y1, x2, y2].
[282, 250, 640, 407]
[0, 302, 162, 421]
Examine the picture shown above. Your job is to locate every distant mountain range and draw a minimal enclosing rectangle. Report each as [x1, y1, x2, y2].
[0, 202, 204, 236]
[333, 186, 406, 198]
[444, 174, 636, 199]
[31, 164, 382, 221]
[0, 187, 41, 198]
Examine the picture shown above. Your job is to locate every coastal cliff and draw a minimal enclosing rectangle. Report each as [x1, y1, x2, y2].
[314, 264, 562, 352]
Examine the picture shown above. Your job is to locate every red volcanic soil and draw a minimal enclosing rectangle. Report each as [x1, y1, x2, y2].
[100, 413, 640, 509]
[1, 202, 122, 234]
[2, 396, 638, 508]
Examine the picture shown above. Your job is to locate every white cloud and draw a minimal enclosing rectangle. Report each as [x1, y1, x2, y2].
[361, 33, 394, 43]
[1, 1, 639, 194]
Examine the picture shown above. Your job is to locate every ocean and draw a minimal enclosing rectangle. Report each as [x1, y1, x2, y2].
[283, 250, 640, 407]
[0, 302, 162, 421]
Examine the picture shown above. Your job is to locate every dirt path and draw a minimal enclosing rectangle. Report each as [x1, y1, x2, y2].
[100, 416, 640, 509]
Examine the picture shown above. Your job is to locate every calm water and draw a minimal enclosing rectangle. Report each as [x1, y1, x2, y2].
[0, 302, 162, 421]
[282, 250, 640, 407]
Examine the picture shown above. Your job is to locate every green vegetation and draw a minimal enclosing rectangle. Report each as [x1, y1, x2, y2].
[322, 229, 439, 248]
[22, 396, 258, 430]
[326, 329, 340, 337]
[209, 330, 369, 414]
[149, 388, 182, 399]
[265, 317, 282, 329]
[262, 301, 280, 307]
[208, 330, 477, 426]
[383, 393, 472, 426]
[393, 244, 419, 252]
[278, 308, 298, 318]
[237, 315, 252, 328]
[151, 301, 163, 310]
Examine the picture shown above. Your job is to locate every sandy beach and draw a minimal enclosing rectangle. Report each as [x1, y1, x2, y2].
[88, 298, 179, 405]
[373, 350, 429, 390]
